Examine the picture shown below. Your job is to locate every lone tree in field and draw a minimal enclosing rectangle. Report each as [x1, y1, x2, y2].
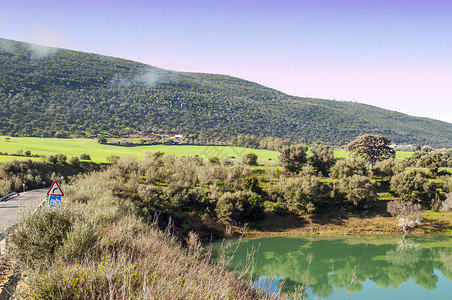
[279, 144, 308, 173]
[347, 134, 395, 169]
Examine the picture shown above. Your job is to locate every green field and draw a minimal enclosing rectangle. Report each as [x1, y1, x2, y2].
[0, 137, 279, 162]
[0, 137, 416, 163]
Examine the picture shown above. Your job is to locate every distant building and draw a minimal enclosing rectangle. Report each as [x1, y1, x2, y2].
[390, 144, 413, 150]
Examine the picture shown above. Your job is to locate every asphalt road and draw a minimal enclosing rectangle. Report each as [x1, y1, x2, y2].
[0, 188, 48, 233]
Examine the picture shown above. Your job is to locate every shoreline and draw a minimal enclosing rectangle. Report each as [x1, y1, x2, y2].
[229, 212, 452, 238]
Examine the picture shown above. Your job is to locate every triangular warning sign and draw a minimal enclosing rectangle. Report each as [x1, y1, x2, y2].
[47, 181, 64, 196]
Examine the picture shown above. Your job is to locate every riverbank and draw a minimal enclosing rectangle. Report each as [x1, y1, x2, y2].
[231, 211, 452, 238]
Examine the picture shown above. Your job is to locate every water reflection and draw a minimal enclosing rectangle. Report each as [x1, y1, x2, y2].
[212, 236, 452, 299]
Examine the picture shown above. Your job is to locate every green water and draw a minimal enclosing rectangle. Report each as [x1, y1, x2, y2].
[212, 236, 452, 299]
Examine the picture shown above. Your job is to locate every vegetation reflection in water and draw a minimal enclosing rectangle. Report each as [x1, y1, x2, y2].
[212, 236, 452, 299]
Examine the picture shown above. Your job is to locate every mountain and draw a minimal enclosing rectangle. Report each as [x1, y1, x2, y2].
[1, 38, 451, 147]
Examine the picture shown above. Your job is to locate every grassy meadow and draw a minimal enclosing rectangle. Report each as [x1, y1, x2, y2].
[0, 136, 415, 163]
[0, 136, 279, 162]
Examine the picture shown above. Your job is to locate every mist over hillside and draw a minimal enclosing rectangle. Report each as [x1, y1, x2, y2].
[1, 38, 451, 147]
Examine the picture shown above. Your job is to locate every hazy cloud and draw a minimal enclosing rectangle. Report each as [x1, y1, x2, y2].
[0, 39, 15, 52]
[28, 26, 62, 58]
[110, 67, 179, 88]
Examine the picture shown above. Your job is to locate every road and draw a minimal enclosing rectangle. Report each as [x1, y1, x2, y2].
[0, 189, 48, 234]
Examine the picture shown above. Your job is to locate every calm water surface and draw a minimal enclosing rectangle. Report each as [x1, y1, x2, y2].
[212, 236, 452, 299]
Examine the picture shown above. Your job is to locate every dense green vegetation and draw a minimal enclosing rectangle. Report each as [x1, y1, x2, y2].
[1, 38, 452, 147]
[2, 139, 452, 298]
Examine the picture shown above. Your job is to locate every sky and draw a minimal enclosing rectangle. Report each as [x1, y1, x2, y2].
[1, 0, 451, 124]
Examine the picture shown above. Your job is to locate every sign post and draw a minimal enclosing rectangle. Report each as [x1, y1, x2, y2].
[46, 181, 64, 207]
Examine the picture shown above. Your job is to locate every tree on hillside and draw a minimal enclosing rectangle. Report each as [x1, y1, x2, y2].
[279, 144, 308, 173]
[347, 134, 395, 169]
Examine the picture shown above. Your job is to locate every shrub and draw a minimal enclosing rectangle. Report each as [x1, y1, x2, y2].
[373, 158, 405, 179]
[241, 175, 261, 193]
[208, 156, 220, 164]
[390, 170, 435, 204]
[69, 156, 80, 166]
[284, 174, 330, 214]
[330, 156, 368, 179]
[56, 218, 97, 261]
[80, 153, 91, 160]
[273, 202, 287, 214]
[242, 152, 258, 166]
[46, 154, 58, 165]
[216, 191, 263, 222]
[387, 200, 423, 232]
[7, 206, 74, 270]
[97, 136, 107, 144]
[106, 155, 120, 164]
[335, 175, 378, 208]
[279, 144, 308, 173]
[308, 144, 336, 176]
[164, 182, 201, 208]
[56, 153, 67, 164]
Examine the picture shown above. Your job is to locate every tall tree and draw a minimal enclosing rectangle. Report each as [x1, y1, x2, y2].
[347, 134, 395, 169]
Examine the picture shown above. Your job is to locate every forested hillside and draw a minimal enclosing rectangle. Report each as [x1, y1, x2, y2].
[1, 38, 451, 147]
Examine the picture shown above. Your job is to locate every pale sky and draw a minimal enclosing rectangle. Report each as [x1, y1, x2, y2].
[1, 0, 451, 124]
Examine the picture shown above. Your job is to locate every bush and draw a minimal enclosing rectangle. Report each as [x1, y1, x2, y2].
[69, 156, 80, 166]
[390, 170, 434, 203]
[308, 145, 336, 176]
[283, 174, 330, 214]
[242, 152, 258, 166]
[56, 218, 97, 261]
[215, 191, 263, 222]
[241, 175, 261, 193]
[279, 144, 308, 173]
[330, 156, 368, 179]
[106, 155, 120, 164]
[7, 206, 74, 270]
[56, 153, 67, 164]
[80, 153, 91, 160]
[335, 175, 378, 208]
[387, 200, 423, 232]
[97, 136, 107, 144]
[273, 201, 287, 214]
[373, 158, 405, 179]
[164, 182, 202, 208]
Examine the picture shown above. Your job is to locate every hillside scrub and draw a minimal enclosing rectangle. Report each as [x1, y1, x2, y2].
[7, 189, 268, 299]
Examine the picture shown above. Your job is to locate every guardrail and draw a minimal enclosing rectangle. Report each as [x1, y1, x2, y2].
[0, 192, 17, 202]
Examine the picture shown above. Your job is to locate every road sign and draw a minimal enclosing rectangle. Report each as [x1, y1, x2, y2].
[47, 181, 64, 196]
[49, 196, 62, 207]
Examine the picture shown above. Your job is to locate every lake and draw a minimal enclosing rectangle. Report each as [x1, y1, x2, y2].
[211, 236, 452, 299]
